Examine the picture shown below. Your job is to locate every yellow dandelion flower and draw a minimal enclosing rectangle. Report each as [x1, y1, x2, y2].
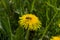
[18, 14, 41, 31]
[50, 36, 60, 40]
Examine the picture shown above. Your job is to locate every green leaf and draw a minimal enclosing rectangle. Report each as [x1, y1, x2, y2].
[0, 10, 13, 40]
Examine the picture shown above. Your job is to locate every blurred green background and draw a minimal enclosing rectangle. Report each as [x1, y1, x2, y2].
[0, 0, 60, 40]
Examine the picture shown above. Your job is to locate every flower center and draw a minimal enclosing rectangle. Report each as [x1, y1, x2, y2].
[26, 17, 32, 20]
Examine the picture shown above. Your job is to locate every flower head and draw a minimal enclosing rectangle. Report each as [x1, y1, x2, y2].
[18, 14, 41, 31]
[50, 36, 60, 40]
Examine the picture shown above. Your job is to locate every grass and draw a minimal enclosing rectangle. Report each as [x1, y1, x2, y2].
[0, 0, 60, 40]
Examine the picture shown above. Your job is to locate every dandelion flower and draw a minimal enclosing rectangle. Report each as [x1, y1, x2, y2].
[50, 36, 60, 40]
[18, 14, 41, 31]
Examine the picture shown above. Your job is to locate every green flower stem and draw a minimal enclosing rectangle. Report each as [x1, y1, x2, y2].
[46, 6, 49, 27]
[25, 29, 30, 40]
